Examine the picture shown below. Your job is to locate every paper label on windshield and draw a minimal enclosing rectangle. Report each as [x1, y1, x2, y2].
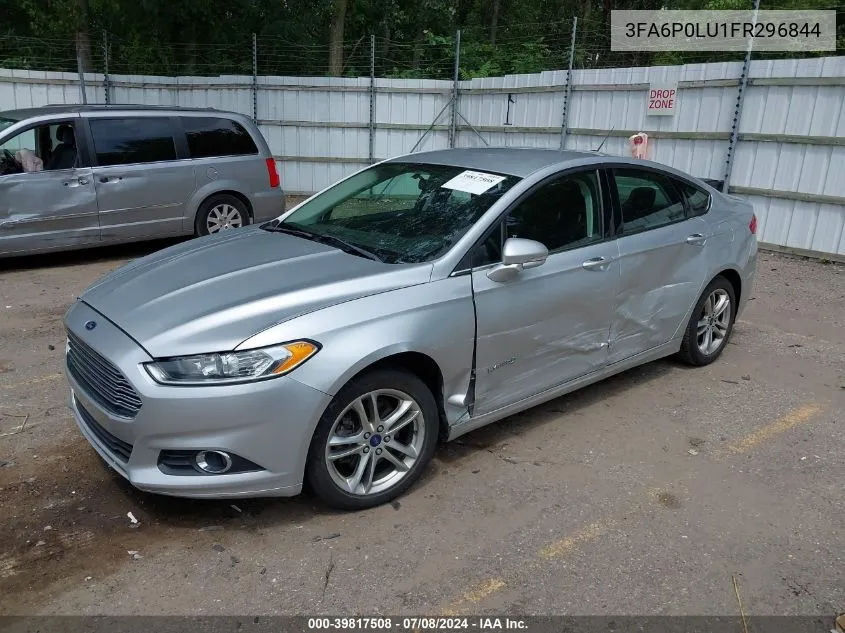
[441, 170, 506, 195]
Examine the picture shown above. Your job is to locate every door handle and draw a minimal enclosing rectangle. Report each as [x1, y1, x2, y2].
[99, 176, 123, 184]
[63, 178, 85, 188]
[582, 256, 612, 271]
[686, 233, 707, 246]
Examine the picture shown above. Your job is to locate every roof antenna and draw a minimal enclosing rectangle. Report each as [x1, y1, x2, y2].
[594, 126, 614, 153]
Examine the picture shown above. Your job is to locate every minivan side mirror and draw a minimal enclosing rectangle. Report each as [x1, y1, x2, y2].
[486, 237, 549, 283]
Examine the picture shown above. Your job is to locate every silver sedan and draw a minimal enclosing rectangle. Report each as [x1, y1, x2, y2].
[63, 148, 758, 510]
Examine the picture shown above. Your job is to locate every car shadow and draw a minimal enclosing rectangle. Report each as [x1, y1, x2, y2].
[436, 357, 679, 464]
[0, 238, 187, 272]
[101, 357, 679, 528]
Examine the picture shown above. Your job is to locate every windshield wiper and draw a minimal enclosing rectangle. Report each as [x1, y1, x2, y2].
[262, 223, 383, 262]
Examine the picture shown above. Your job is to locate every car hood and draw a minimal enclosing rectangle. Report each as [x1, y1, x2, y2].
[79, 227, 432, 358]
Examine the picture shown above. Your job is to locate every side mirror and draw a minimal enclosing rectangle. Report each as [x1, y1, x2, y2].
[487, 238, 549, 282]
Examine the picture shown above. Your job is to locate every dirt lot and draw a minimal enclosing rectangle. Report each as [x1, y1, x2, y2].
[0, 240, 843, 617]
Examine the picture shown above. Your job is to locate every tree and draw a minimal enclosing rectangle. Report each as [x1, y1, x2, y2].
[489, 0, 501, 47]
[1, 0, 842, 78]
[75, 0, 92, 71]
[329, 0, 349, 76]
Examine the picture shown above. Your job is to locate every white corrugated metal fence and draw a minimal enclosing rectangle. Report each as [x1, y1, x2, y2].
[1, 56, 843, 258]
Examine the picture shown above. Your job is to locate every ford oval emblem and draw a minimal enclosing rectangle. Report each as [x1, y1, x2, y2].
[84, 320, 97, 331]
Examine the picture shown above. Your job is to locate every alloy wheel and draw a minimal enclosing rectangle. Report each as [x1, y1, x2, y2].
[206, 204, 244, 233]
[324, 389, 425, 496]
[696, 288, 731, 355]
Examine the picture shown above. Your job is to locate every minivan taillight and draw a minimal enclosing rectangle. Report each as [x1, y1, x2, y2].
[265, 158, 280, 188]
[749, 213, 757, 235]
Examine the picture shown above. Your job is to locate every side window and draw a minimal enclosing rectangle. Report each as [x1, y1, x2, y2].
[472, 222, 504, 267]
[679, 181, 711, 217]
[182, 117, 259, 158]
[89, 118, 177, 166]
[612, 168, 686, 233]
[504, 170, 603, 252]
[0, 121, 79, 174]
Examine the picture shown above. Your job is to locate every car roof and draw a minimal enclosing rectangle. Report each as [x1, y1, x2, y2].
[0, 104, 239, 121]
[385, 147, 606, 178]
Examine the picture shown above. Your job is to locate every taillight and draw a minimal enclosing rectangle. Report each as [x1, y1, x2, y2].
[749, 213, 757, 235]
[265, 158, 280, 188]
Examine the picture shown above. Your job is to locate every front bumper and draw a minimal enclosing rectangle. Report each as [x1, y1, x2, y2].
[64, 300, 332, 498]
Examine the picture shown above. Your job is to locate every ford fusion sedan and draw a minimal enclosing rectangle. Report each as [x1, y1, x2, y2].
[63, 148, 757, 510]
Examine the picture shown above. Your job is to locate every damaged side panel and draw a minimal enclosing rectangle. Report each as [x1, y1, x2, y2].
[250, 274, 478, 428]
[470, 240, 620, 416]
[608, 216, 711, 363]
[0, 168, 100, 256]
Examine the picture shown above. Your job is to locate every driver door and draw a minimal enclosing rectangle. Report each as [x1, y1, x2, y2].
[470, 169, 620, 415]
[0, 118, 99, 256]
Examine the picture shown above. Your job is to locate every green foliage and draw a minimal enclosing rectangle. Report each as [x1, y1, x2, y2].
[0, 0, 842, 77]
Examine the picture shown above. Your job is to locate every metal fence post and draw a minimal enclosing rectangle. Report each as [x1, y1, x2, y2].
[559, 17, 578, 150]
[449, 30, 461, 148]
[369, 34, 376, 163]
[723, 0, 760, 193]
[76, 47, 88, 105]
[252, 33, 258, 124]
[102, 31, 110, 105]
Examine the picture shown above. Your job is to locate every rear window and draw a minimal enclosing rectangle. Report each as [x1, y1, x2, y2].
[90, 118, 177, 166]
[182, 117, 259, 158]
[679, 182, 711, 216]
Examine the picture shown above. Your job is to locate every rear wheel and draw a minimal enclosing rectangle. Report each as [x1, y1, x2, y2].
[305, 368, 438, 510]
[195, 194, 250, 237]
[677, 275, 737, 366]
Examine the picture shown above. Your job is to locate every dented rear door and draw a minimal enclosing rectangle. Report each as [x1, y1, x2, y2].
[606, 166, 711, 364]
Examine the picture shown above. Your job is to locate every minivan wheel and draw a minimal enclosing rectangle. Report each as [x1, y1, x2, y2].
[195, 194, 250, 236]
[677, 275, 737, 366]
[306, 369, 439, 511]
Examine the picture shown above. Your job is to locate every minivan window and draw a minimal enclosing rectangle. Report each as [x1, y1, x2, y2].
[0, 121, 79, 174]
[90, 118, 177, 166]
[182, 117, 259, 158]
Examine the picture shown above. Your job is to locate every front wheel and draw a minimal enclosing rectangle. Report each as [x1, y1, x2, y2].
[677, 275, 737, 366]
[305, 369, 439, 510]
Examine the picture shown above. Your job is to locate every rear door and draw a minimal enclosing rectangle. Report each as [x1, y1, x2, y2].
[605, 166, 711, 363]
[85, 116, 196, 242]
[0, 116, 99, 255]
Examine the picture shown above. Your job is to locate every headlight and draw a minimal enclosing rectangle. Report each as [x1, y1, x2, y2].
[144, 341, 319, 386]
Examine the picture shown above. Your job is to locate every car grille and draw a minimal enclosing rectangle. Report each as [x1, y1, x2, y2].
[66, 331, 143, 419]
[75, 397, 133, 463]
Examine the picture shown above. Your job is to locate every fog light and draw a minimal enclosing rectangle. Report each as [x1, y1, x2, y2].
[195, 450, 233, 474]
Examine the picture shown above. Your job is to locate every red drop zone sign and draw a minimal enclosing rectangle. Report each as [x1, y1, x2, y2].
[647, 82, 678, 116]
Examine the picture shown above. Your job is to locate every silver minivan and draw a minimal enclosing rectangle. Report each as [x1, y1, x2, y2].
[0, 105, 285, 257]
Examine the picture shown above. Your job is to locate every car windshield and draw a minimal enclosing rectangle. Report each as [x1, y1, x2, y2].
[269, 162, 521, 264]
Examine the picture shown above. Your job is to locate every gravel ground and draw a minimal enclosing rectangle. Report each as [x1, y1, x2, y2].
[0, 242, 842, 617]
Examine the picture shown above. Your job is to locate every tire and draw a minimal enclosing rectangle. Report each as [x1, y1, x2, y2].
[305, 368, 439, 511]
[677, 275, 737, 366]
[195, 194, 250, 237]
